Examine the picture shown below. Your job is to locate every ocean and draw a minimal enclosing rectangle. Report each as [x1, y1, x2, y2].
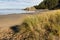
[0, 9, 35, 15]
[0, 0, 42, 15]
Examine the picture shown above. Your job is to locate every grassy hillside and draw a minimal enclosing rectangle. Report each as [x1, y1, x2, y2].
[34, 0, 60, 10]
[0, 10, 60, 40]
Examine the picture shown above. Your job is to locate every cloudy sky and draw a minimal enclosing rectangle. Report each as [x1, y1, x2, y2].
[0, 0, 43, 9]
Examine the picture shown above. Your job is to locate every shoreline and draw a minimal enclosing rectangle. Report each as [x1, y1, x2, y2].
[0, 9, 49, 16]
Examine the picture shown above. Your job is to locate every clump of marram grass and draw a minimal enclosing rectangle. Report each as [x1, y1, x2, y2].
[19, 11, 60, 40]
[0, 10, 60, 40]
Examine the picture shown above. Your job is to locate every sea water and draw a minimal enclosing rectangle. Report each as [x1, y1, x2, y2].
[0, 0, 41, 15]
[0, 9, 34, 15]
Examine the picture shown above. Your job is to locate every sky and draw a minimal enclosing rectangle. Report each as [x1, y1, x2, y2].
[0, 0, 43, 9]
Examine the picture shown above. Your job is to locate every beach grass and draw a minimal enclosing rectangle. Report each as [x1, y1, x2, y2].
[0, 10, 60, 40]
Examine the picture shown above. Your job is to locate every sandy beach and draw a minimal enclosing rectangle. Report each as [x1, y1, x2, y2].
[0, 14, 27, 27]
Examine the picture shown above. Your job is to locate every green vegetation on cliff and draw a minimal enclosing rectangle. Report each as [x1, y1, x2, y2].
[34, 0, 60, 10]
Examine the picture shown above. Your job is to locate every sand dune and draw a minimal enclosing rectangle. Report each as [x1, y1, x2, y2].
[0, 10, 60, 40]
